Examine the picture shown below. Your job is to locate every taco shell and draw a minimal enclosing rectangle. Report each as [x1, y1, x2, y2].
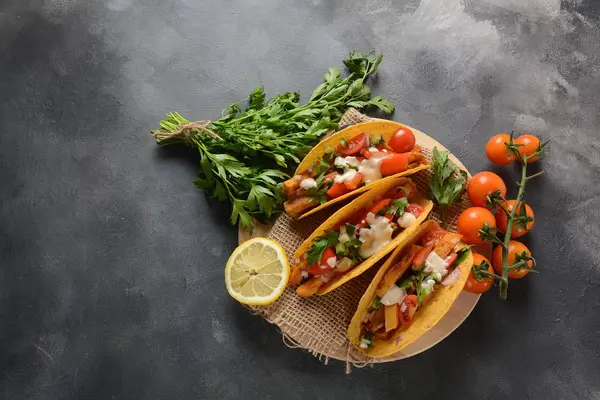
[295, 120, 429, 219]
[290, 176, 434, 296]
[348, 220, 474, 358]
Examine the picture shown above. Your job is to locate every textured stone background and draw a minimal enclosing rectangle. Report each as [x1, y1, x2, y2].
[1, 0, 599, 398]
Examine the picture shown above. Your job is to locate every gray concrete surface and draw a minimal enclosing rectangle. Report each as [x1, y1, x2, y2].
[1, 0, 599, 398]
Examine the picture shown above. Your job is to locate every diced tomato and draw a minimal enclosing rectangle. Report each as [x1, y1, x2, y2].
[420, 227, 448, 246]
[406, 203, 424, 217]
[349, 208, 369, 227]
[368, 198, 392, 215]
[361, 148, 372, 159]
[379, 153, 409, 176]
[412, 244, 433, 270]
[343, 172, 364, 190]
[383, 213, 394, 221]
[337, 133, 367, 156]
[306, 247, 336, 275]
[326, 182, 350, 199]
[444, 253, 458, 268]
[398, 294, 419, 326]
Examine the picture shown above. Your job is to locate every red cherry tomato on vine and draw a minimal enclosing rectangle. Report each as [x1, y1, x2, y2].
[464, 253, 494, 293]
[467, 171, 507, 208]
[495, 200, 535, 238]
[492, 241, 533, 279]
[485, 134, 515, 166]
[456, 207, 496, 245]
[514, 134, 541, 163]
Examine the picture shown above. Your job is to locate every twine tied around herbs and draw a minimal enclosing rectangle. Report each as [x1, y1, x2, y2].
[152, 120, 224, 145]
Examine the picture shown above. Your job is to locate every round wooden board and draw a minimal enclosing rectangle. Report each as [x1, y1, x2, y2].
[238, 120, 482, 363]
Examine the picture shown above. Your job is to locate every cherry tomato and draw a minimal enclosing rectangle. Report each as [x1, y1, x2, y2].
[456, 207, 496, 245]
[343, 172, 364, 190]
[514, 134, 540, 163]
[406, 203, 424, 217]
[495, 200, 535, 238]
[388, 128, 416, 153]
[492, 241, 533, 279]
[421, 227, 447, 246]
[464, 253, 494, 293]
[326, 182, 350, 199]
[412, 244, 433, 270]
[485, 134, 515, 166]
[467, 171, 507, 208]
[337, 133, 367, 156]
[398, 294, 419, 326]
[379, 153, 409, 176]
[368, 198, 392, 215]
[306, 247, 336, 275]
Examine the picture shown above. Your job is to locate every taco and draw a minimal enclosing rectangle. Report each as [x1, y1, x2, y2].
[288, 176, 433, 297]
[348, 220, 473, 357]
[282, 121, 429, 219]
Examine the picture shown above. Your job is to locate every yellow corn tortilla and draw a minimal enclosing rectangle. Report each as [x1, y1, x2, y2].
[290, 176, 434, 295]
[347, 220, 474, 358]
[294, 120, 430, 220]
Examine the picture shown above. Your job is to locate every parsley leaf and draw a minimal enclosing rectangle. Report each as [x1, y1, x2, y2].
[387, 198, 409, 217]
[306, 230, 339, 266]
[429, 147, 467, 225]
[368, 296, 382, 311]
[152, 52, 394, 233]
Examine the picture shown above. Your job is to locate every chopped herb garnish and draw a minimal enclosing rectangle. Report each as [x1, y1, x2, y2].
[340, 138, 348, 147]
[370, 135, 383, 146]
[387, 197, 409, 217]
[306, 230, 339, 266]
[451, 248, 470, 269]
[368, 296, 382, 311]
[346, 224, 356, 236]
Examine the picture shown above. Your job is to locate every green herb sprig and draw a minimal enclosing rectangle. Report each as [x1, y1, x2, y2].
[429, 147, 468, 225]
[152, 52, 394, 232]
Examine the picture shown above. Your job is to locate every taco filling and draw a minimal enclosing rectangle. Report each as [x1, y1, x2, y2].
[283, 132, 426, 218]
[291, 182, 425, 297]
[358, 226, 470, 349]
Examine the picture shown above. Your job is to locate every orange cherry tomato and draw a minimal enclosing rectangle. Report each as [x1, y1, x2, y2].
[368, 198, 392, 215]
[379, 153, 409, 176]
[495, 200, 535, 238]
[326, 182, 350, 199]
[343, 172, 364, 190]
[514, 134, 540, 163]
[492, 241, 533, 279]
[464, 253, 494, 293]
[337, 133, 367, 156]
[406, 203, 424, 218]
[398, 294, 419, 326]
[467, 171, 507, 208]
[485, 134, 515, 166]
[388, 128, 416, 153]
[456, 207, 496, 245]
[306, 247, 336, 275]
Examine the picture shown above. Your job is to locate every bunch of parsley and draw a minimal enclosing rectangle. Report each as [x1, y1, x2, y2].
[152, 51, 394, 232]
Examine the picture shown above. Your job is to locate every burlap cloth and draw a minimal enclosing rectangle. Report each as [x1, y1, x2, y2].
[241, 109, 473, 371]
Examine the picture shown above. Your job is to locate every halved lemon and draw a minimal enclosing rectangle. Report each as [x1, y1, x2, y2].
[225, 238, 289, 305]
